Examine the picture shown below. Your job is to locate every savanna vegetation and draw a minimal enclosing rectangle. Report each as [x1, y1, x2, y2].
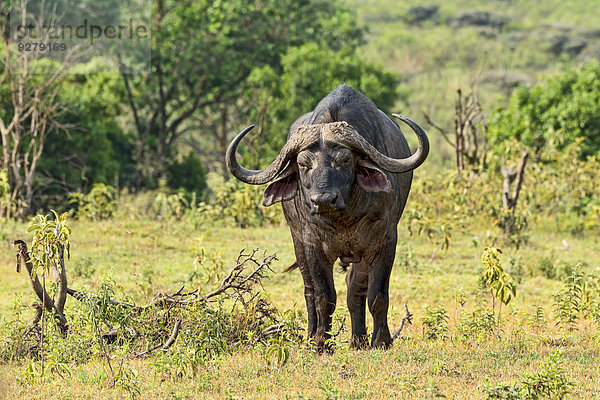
[1, 0, 600, 399]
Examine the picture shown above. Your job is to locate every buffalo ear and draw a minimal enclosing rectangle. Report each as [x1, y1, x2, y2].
[262, 168, 298, 206]
[356, 159, 392, 193]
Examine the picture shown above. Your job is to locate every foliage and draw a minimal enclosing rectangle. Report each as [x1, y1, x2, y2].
[422, 306, 449, 340]
[520, 351, 573, 399]
[68, 183, 116, 221]
[406, 138, 600, 259]
[552, 265, 585, 331]
[264, 333, 292, 368]
[194, 172, 283, 228]
[0, 168, 13, 218]
[482, 247, 517, 308]
[124, 0, 366, 184]
[484, 351, 573, 399]
[152, 190, 190, 221]
[457, 308, 496, 341]
[166, 152, 207, 194]
[523, 139, 600, 235]
[483, 380, 522, 400]
[489, 60, 600, 158]
[27, 211, 72, 276]
[38, 58, 132, 207]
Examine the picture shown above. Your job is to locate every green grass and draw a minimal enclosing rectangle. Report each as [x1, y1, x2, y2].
[1, 209, 599, 398]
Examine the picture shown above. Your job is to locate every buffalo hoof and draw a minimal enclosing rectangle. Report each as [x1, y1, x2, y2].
[350, 334, 369, 350]
[308, 333, 334, 354]
[371, 328, 392, 349]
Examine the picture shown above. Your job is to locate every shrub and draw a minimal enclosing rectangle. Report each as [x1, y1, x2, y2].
[535, 257, 556, 280]
[458, 308, 496, 341]
[166, 153, 207, 193]
[68, 183, 116, 220]
[489, 60, 600, 158]
[422, 306, 449, 340]
[484, 351, 572, 399]
[552, 265, 585, 332]
[196, 172, 283, 228]
[482, 247, 517, 316]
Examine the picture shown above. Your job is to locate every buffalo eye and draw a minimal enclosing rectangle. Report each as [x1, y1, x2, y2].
[334, 154, 352, 168]
[298, 161, 311, 171]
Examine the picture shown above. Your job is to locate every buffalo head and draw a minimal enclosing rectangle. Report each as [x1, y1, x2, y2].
[226, 116, 429, 215]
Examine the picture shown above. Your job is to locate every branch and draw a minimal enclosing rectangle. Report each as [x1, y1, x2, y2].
[500, 150, 529, 210]
[13, 240, 68, 336]
[422, 111, 455, 147]
[204, 249, 277, 303]
[52, 224, 68, 313]
[134, 318, 182, 358]
[511, 150, 529, 208]
[162, 318, 182, 349]
[391, 304, 413, 341]
[66, 286, 199, 312]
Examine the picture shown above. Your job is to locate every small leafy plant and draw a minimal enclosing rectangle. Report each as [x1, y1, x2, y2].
[552, 265, 585, 332]
[68, 183, 116, 220]
[422, 306, 450, 340]
[483, 351, 572, 399]
[482, 247, 517, 326]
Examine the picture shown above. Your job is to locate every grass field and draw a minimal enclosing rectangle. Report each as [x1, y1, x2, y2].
[1, 207, 599, 399]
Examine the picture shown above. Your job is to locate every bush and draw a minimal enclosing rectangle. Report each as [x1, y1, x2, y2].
[422, 306, 449, 340]
[535, 257, 556, 280]
[489, 60, 600, 158]
[484, 351, 572, 399]
[68, 183, 116, 221]
[458, 308, 496, 341]
[166, 153, 207, 194]
[195, 172, 283, 228]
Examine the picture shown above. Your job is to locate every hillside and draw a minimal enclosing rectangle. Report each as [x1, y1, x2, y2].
[345, 0, 600, 163]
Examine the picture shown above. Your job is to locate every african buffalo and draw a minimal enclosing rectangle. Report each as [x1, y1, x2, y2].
[226, 84, 429, 349]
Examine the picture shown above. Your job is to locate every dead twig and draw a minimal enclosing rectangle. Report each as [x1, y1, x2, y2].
[392, 304, 413, 341]
[135, 319, 183, 358]
[204, 248, 277, 306]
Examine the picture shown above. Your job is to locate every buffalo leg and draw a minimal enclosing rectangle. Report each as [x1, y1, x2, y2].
[291, 237, 317, 339]
[367, 236, 397, 348]
[305, 244, 336, 351]
[346, 262, 368, 348]
[300, 264, 317, 338]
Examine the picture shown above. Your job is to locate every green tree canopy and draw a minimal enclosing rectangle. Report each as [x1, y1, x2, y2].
[488, 61, 600, 158]
[124, 0, 365, 185]
[238, 43, 399, 168]
[35, 59, 133, 208]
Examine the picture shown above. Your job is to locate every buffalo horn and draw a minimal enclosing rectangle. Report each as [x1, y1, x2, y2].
[326, 116, 429, 174]
[226, 125, 320, 185]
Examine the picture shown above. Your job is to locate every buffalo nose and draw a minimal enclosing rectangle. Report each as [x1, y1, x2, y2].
[310, 192, 338, 208]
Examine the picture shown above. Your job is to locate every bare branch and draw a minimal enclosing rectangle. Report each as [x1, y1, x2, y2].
[204, 248, 277, 304]
[162, 319, 182, 349]
[423, 112, 455, 147]
[391, 304, 413, 341]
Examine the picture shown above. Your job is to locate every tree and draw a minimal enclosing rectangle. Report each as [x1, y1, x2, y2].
[232, 42, 399, 169]
[122, 0, 365, 185]
[0, 1, 78, 216]
[35, 59, 134, 209]
[488, 61, 600, 159]
[424, 89, 488, 174]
